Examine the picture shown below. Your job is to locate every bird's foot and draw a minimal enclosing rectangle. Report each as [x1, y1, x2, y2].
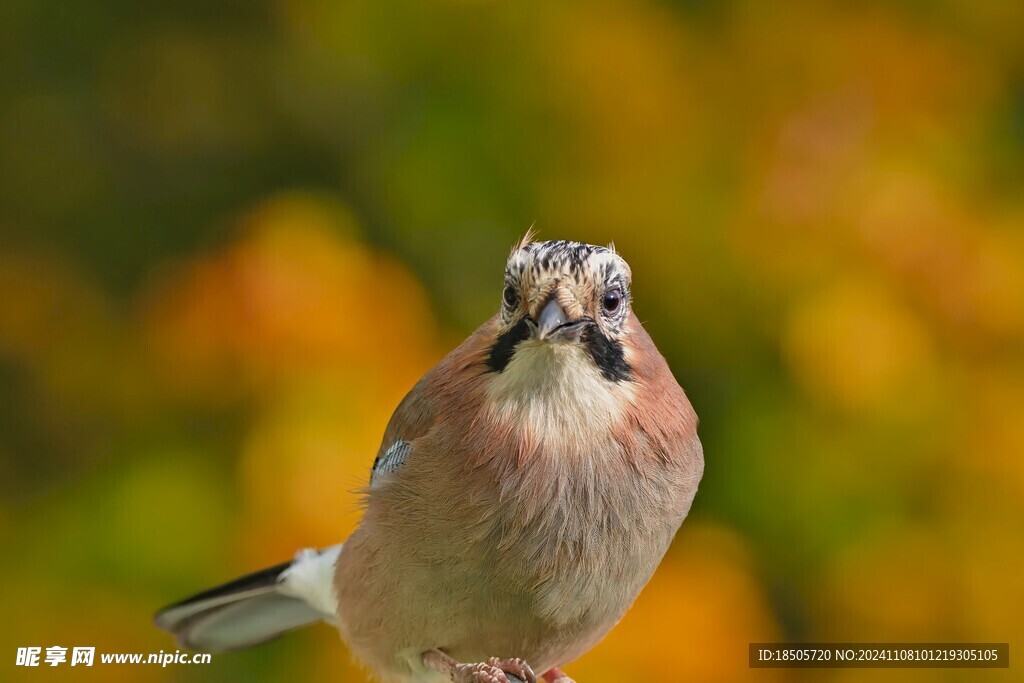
[482, 657, 536, 683]
[541, 667, 575, 683]
[422, 649, 537, 683]
[452, 660, 535, 683]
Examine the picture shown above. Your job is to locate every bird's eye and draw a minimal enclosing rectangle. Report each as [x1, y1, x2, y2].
[502, 285, 519, 308]
[601, 288, 622, 314]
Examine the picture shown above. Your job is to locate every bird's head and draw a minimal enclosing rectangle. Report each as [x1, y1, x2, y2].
[486, 239, 633, 383]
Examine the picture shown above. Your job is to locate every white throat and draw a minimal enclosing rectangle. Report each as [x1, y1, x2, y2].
[485, 341, 632, 444]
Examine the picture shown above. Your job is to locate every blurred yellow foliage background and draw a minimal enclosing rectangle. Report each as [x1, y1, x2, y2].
[1, 0, 1021, 681]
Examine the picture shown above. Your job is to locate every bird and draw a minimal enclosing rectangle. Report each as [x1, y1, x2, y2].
[155, 237, 704, 683]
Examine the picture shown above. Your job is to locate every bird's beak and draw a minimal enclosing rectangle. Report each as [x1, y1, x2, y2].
[533, 298, 586, 342]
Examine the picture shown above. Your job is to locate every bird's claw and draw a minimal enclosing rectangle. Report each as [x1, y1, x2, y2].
[452, 658, 535, 683]
[486, 657, 536, 683]
[423, 649, 537, 683]
[451, 661, 509, 683]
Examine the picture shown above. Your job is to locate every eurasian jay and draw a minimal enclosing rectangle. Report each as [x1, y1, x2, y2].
[156, 238, 704, 683]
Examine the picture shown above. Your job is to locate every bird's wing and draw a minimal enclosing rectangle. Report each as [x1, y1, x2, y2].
[367, 372, 442, 486]
[366, 316, 498, 487]
[370, 439, 411, 488]
[154, 545, 342, 652]
[382, 375, 440, 446]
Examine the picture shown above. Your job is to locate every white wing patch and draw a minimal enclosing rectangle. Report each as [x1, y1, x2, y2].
[277, 545, 343, 622]
[371, 440, 411, 488]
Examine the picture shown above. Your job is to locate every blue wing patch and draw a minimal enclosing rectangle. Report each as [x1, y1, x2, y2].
[370, 440, 410, 487]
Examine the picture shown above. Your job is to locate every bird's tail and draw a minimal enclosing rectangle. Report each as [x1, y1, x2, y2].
[154, 545, 342, 652]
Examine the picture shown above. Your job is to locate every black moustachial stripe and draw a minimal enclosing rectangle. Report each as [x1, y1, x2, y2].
[486, 317, 532, 373]
[581, 323, 632, 382]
